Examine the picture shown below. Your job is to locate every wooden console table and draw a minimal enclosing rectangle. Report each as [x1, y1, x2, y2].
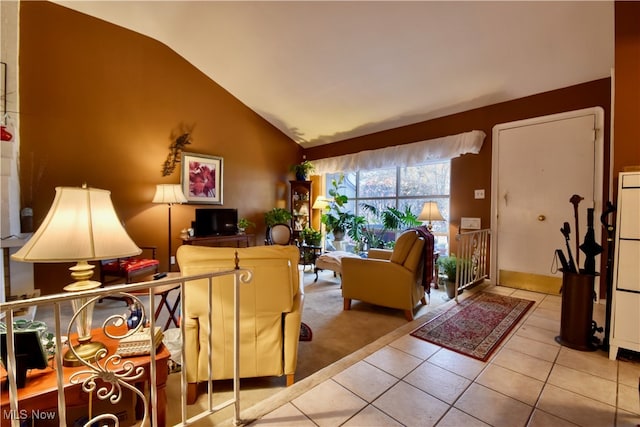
[0, 326, 170, 427]
[182, 233, 255, 248]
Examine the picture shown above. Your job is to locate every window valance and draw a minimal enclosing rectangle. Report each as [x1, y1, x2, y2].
[312, 130, 486, 175]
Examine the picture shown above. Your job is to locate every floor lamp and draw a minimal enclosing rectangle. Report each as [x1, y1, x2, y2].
[153, 184, 187, 272]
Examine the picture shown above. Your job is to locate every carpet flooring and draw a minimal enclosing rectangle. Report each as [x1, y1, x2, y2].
[410, 291, 534, 361]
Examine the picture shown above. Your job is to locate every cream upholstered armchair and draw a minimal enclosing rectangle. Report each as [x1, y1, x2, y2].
[341, 230, 427, 321]
[176, 244, 303, 404]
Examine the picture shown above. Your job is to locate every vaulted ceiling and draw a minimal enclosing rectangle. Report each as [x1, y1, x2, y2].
[54, 1, 614, 148]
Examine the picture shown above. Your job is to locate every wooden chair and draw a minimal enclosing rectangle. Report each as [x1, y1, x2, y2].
[265, 223, 294, 245]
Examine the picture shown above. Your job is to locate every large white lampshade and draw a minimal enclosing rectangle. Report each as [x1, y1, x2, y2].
[312, 196, 331, 210]
[152, 184, 187, 205]
[13, 186, 141, 263]
[417, 201, 445, 232]
[12, 185, 141, 366]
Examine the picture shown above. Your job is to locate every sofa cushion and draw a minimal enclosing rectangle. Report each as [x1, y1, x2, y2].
[389, 230, 418, 265]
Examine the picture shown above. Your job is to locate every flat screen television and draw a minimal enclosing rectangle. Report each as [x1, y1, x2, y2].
[194, 208, 238, 237]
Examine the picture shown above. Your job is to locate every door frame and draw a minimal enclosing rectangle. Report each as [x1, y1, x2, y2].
[490, 107, 605, 295]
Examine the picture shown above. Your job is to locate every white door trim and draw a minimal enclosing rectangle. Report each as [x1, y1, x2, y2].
[490, 107, 604, 293]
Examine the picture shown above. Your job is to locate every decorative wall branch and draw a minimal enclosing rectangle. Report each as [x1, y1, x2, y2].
[162, 124, 193, 176]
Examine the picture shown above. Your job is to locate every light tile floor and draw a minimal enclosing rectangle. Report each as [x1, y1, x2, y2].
[251, 285, 640, 427]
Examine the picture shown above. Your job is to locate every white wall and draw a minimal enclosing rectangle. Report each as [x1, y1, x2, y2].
[1, 1, 33, 302]
[1, 0, 21, 237]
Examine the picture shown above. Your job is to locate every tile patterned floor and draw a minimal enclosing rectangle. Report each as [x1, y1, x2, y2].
[251, 286, 640, 427]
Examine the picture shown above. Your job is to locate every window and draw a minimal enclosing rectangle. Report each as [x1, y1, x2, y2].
[324, 161, 450, 254]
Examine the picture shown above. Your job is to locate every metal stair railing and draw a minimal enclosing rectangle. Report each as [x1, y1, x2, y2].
[454, 229, 490, 302]
[0, 266, 252, 427]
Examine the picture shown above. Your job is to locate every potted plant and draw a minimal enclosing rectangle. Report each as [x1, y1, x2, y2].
[289, 160, 315, 181]
[322, 213, 350, 240]
[264, 208, 293, 228]
[237, 218, 255, 234]
[321, 175, 355, 241]
[437, 254, 459, 299]
[301, 227, 322, 246]
[359, 204, 421, 249]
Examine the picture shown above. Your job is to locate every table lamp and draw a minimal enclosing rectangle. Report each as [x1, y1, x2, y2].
[418, 201, 445, 232]
[152, 184, 187, 272]
[11, 185, 141, 366]
[312, 196, 331, 250]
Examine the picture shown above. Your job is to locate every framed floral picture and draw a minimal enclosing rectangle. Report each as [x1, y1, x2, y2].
[181, 152, 223, 204]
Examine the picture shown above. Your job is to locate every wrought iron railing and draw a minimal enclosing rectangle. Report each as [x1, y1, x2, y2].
[0, 267, 252, 427]
[454, 229, 491, 302]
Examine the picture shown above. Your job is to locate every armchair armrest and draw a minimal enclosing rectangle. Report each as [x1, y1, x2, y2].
[367, 249, 393, 260]
[342, 257, 413, 283]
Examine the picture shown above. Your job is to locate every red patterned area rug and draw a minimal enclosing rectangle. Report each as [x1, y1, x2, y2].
[411, 292, 534, 361]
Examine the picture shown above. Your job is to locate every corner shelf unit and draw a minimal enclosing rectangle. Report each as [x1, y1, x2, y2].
[290, 180, 312, 241]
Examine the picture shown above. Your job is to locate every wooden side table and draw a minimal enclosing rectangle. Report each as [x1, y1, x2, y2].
[299, 244, 322, 272]
[0, 326, 170, 427]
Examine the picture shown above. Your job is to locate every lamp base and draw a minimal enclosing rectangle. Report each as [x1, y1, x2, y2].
[63, 340, 107, 367]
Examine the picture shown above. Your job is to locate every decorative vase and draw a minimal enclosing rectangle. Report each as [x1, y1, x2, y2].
[296, 172, 306, 181]
[127, 303, 145, 329]
[20, 207, 33, 233]
[445, 280, 457, 299]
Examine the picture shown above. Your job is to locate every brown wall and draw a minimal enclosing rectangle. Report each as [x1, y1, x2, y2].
[614, 1, 640, 183]
[20, 1, 637, 297]
[19, 2, 301, 293]
[305, 80, 612, 258]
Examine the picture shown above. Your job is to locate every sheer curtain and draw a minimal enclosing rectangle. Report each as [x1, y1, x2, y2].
[313, 130, 486, 175]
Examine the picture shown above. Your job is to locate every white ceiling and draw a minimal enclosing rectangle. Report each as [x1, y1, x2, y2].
[54, 1, 614, 148]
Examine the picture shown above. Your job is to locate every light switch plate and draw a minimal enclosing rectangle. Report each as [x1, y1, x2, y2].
[474, 189, 485, 199]
[461, 217, 481, 229]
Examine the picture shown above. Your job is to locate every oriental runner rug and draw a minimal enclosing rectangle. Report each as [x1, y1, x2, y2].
[410, 291, 534, 361]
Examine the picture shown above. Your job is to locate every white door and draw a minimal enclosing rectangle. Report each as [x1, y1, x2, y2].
[491, 108, 603, 295]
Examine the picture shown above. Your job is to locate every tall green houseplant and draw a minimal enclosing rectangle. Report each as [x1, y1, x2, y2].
[321, 175, 356, 240]
[359, 204, 421, 249]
